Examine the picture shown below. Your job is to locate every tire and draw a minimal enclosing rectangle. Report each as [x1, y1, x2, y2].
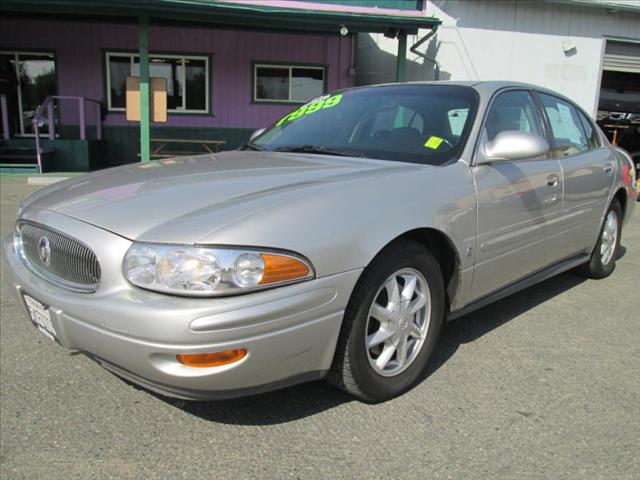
[327, 239, 445, 403]
[577, 200, 622, 279]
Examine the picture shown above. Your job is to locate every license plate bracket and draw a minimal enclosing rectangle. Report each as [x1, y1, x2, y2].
[22, 293, 57, 341]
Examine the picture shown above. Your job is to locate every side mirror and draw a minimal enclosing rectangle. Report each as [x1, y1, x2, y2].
[478, 131, 549, 164]
[249, 128, 266, 142]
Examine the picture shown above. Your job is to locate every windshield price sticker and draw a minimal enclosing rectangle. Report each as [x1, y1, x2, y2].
[276, 94, 343, 126]
[424, 136, 444, 149]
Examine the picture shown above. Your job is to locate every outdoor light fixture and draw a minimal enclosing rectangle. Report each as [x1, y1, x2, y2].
[562, 39, 577, 55]
[340, 25, 349, 36]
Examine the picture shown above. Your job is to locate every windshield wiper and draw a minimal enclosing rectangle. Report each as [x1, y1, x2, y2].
[238, 141, 264, 151]
[272, 145, 355, 157]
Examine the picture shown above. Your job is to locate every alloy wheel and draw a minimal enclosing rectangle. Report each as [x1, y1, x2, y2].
[600, 210, 618, 266]
[364, 268, 431, 377]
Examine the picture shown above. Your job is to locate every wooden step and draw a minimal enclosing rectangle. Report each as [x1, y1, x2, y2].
[0, 163, 39, 174]
[0, 147, 55, 165]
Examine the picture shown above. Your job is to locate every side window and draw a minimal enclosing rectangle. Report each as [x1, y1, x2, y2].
[539, 94, 589, 156]
[577, 110, 600, 149]
[484, 91, 543, 142]
[448, 108, 469, 137]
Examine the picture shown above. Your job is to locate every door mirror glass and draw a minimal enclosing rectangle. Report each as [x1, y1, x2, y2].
[249, 128, 266, 142]
[480, 131, 549, 163]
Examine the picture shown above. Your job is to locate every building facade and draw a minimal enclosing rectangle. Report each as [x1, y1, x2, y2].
[2, 19, 355, 168]
[0, 0, 437, 172]
[357, 0, 640, 155]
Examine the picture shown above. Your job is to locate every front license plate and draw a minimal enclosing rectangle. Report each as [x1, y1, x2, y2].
[22, 293, 57, 341]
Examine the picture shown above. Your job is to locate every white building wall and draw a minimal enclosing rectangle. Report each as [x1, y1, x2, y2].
[356, 0, 640, 116]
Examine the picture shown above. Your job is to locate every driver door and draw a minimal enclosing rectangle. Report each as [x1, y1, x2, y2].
[470, 89, 563, 301]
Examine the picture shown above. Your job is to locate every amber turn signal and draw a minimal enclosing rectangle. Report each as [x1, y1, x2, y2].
[176, 349, 247, 368]
[260, 254, 311, 285]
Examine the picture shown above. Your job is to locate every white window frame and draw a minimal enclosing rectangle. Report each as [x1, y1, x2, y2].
[253, 63, 326, 103]
[105, 51, 210, 113]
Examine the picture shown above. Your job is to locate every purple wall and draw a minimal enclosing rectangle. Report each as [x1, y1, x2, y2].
[0, 18, 355, 129]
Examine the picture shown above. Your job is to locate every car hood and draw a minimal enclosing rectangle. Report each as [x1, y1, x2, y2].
[22, 151, 421, 243]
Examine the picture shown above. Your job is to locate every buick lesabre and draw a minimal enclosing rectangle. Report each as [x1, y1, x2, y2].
[2, 81, 636, 402]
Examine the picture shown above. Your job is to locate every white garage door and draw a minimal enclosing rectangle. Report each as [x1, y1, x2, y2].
[603, 41, 640, 73]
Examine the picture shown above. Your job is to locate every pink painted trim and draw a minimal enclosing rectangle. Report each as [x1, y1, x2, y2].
[217, 0, 422, 17]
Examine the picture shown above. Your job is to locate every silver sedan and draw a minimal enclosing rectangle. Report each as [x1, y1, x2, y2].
[2, 81, 636, 403]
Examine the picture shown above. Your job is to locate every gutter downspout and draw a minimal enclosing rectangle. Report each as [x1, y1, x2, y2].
[409, 26, 440, 80]
[396, 30, 407, 82]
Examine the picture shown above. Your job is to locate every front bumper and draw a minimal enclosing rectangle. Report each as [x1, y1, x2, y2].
[2, 210, 361, 400]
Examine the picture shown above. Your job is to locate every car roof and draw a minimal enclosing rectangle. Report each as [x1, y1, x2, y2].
[356, 80, 548, 93]
[346, 80, 580, 110]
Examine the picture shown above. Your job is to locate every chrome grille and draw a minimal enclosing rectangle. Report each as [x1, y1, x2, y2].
[17, 221, 101, 292]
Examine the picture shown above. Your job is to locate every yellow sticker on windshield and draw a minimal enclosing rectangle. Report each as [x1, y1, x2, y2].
[424, 136, 444, 149]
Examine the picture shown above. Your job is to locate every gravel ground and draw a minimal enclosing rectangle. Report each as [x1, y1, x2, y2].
[1, 177, 638, 480]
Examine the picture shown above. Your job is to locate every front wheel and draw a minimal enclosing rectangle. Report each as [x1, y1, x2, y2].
[327, 240, 445, 403]
[577, 200, 622, 279]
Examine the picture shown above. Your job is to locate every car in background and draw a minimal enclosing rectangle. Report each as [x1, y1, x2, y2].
[614, 147, 639, 201]
[632, 150, 640, 198]
[2, 81, 636, 403]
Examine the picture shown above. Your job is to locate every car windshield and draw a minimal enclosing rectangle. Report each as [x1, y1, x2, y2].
[251, 84, 479, 165]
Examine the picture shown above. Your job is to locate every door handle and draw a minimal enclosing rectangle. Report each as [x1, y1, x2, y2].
[604, 163, 614, 175]
[546, 174, 560, 188]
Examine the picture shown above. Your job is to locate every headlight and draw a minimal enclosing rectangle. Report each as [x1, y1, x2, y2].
[123, 243, 314, 296]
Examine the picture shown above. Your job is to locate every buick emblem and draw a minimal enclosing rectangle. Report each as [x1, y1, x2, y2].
[38, 236, 51, 266]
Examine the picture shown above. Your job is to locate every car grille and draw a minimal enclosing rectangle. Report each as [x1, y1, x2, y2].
[17, 221, 101, 293]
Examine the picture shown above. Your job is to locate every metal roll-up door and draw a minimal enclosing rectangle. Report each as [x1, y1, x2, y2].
[603, 41, 640, 73]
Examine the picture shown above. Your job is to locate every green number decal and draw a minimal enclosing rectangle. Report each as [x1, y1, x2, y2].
[304, 99, 325, 115]
[322, 94, 342, 109]
[287, 105, 308, 121]
[275, 94, 343, 127]
[275, 113, 292, 126]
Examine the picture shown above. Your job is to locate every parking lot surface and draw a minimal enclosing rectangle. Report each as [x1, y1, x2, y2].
[1, 177, 638, 479]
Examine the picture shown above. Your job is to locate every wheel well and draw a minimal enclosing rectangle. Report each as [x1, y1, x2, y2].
[613, 188, 627, 220]
[392, 228, 460, 310]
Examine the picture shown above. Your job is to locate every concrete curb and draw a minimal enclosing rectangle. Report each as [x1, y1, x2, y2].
[27, 176, 69, 186]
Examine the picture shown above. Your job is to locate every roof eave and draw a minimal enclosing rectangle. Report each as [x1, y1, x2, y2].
[0, 0, 441, 34]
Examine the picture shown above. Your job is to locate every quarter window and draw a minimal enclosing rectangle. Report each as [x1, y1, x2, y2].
[106, 52, 209, 113]
[254, 64, 325, 103]
[577, 110, 600, 149]
[539, 94, 589, 156]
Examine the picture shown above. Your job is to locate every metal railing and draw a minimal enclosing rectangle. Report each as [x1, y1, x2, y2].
[33, 96, 102, 173]
[1, 94, 9, 141]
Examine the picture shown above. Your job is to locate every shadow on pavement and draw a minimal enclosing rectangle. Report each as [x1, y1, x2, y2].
[423, 270, 587, 381]
[148, 269, 588, 425]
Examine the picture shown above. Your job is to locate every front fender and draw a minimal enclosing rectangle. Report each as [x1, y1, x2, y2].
[198, 161, 478, 308]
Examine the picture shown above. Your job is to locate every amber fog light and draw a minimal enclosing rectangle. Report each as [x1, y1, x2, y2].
[176, 349, 247, 368]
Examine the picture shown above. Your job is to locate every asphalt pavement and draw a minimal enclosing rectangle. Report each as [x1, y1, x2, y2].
[1, 177, 638, 479]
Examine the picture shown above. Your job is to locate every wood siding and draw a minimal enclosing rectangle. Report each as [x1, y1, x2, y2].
[0, 18, 355, 130]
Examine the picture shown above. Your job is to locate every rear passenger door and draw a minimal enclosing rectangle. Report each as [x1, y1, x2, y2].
[537, 93, 613, 260]
[471, 90, 563, 301]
